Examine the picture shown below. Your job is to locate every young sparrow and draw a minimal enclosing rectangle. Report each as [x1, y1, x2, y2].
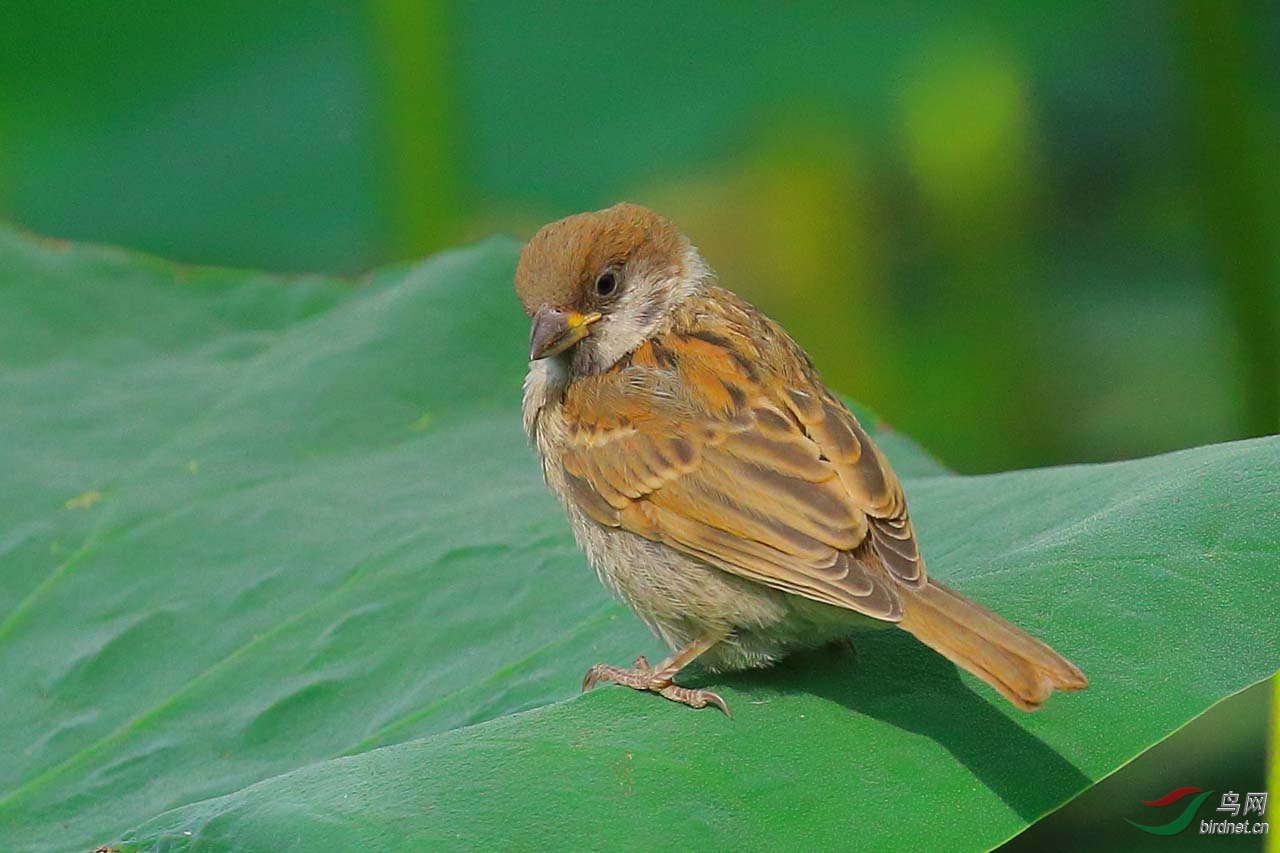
[516, 203, 1087, 714]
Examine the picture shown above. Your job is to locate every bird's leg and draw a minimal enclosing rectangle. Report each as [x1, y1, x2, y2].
[827, 635, 858, 660]
[581, 634, 730, 714]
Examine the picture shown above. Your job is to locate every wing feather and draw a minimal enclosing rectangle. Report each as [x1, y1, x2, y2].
[557, 292, 925, 619]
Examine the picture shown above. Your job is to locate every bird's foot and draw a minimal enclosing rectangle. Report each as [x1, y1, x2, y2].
[657, 683, 730, 714]
[581, 656, 729, 715]
[581, 656, 655, 691]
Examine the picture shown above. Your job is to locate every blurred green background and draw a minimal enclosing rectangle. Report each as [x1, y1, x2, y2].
[1, 1, 1275, 849]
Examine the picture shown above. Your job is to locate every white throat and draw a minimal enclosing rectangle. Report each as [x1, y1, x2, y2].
[522, 354, 569, 439]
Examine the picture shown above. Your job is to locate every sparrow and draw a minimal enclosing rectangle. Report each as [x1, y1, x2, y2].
[515, 202, 1087, 714]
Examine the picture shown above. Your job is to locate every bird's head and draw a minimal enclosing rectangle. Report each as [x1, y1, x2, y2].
[514, 203, 708, 375]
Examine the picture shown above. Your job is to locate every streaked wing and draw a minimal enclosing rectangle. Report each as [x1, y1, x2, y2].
[558, 291, 925, 621]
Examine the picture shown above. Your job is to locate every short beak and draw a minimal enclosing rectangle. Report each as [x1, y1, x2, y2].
[529, 306, 601, 360]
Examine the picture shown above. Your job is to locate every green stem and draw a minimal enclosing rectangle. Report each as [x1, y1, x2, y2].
[1178, 0, 1280, 436]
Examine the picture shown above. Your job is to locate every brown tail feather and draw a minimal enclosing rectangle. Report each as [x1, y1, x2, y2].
[897, 580, 1087, 711]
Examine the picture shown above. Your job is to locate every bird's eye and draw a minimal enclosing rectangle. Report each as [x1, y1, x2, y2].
[594, 271, 618, 298]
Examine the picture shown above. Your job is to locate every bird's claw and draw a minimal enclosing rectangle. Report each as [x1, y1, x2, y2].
[581, 662, 651, 692]
[658, 683, 731, 715]
[580, 660, 731, 715]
